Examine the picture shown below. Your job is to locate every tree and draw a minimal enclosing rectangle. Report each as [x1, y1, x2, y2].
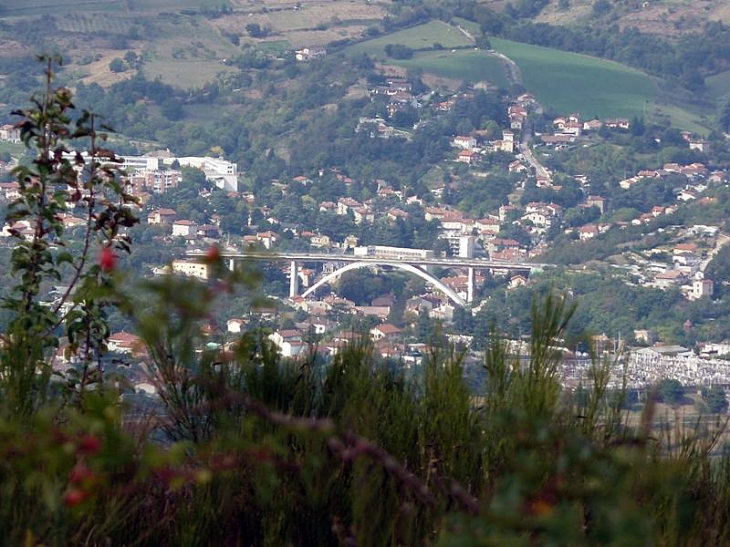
[384, 44, 414, 60]
[160, 97, 184, 121]
[592, 0, 611, 16]
[702, 385, 728, 414]
[245, 23, 268, 38]
[123, 50, 138, 67]
[475, 35, 492, 50]
[109, 58, 125, 73]
[658, 378, 684, 406]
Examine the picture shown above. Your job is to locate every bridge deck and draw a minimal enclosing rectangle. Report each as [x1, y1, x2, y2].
[186, 250, 549, 271]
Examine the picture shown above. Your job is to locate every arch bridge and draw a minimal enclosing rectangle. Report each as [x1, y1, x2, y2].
[186, 250, 547, 308]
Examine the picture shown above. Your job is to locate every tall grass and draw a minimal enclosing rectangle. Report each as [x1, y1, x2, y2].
[5, 289, 730, 544]
[5, 59, 730, 546]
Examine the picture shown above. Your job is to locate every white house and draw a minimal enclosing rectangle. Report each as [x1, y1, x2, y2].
[172, 219, 198, 237]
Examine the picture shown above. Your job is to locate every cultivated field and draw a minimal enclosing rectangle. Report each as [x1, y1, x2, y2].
[126, 0, 231, 9]
[490, 37, 658, 119]
[0, 0, 125, 16]
[392, 50, 509, 89]
[345, 21, 473, 58]
[54, 13, 133, 33]
[535, 0, 730, 35]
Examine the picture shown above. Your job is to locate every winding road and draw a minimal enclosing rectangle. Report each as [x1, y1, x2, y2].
[452, 23, 549, 182]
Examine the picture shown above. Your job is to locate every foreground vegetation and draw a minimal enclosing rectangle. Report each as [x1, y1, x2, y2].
[3, 67, 730, 546]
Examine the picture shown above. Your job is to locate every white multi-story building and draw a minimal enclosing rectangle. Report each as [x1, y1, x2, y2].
[165, 156, 238, 192]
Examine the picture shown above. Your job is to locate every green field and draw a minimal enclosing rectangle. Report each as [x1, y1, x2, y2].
[490, 37, 657, 119]
[126, 0, 230, 10]
[451, 16, 481, 36]
[346, 22, 655, 116]
[392, 50, 508, 88]
[345, 21, 473, 57]
[705, 70, 730, 102]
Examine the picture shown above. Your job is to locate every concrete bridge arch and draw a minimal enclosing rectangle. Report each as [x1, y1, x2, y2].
[300, 261, 467, 308]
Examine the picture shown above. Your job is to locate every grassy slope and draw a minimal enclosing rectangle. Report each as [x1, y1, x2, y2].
[705, 71, 730, 102]
[345, 21, 507, 87]
[392, 50, 509, 89]
[345, 21, 473, 56]
[490, 37, 657, 119]
[345, 21, 657, 118]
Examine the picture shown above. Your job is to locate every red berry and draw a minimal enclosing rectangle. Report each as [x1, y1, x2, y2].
[70, 463, 95, 485]
[63, 489, 89, 508]
[99, 246, 117, 272]
[78, 434, 101, 455]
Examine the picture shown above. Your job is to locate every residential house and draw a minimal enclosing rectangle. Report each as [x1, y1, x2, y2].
[227, 318, 249, 334]
[0, 124, 20, 142]
[256, 231, 279, 249]
[172, 219, 197, 237]
[690, 279, 714, 300]
[508, 160, 527, 174]
[604, 118, 630, 130]
[654, 269, 687, 289]
[560, 121, 582, 136]
[309, 233, 332, 249]
[387, 208, 409, 222]
[508, 104, 528, 130]
[674, 243, 699, 256]
[108, 331, 143, 355]
[172, 259, 210, 280]
[578, 224, 599, 241]
[197, 224, 221, 239]
[453, 135, 477, 150]
[540, 134, 574, 146]
[509, 274, 528, 289]
[269, 329, 303, 349]
[148, 208, 177, 225]
[457, 149, 480, 165]
[370, 324, 402, 341]
[500, 130, 515, 153]
[337, 197, 361, 216]
[430, 303, 455, 322]
[476, 217, 501, 235]
[352, 206, 374, 224]
[689, 140, 709, 153]
[0, 182, 21, 200]
[583, 119, 603, 132]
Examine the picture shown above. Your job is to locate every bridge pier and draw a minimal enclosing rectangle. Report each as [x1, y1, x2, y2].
[467, 267, 474, 304]
[289, 260, 299, 299]
[228, 258, 236, 271]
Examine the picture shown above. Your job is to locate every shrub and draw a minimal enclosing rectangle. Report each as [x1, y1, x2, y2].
[3, 57, 730, 547]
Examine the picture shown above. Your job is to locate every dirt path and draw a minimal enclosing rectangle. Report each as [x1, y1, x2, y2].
[453, 24, 523, 88]
[488, 50, 523, 88]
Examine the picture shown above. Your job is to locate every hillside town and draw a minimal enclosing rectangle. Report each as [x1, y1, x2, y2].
[3, 71, 730, 398]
